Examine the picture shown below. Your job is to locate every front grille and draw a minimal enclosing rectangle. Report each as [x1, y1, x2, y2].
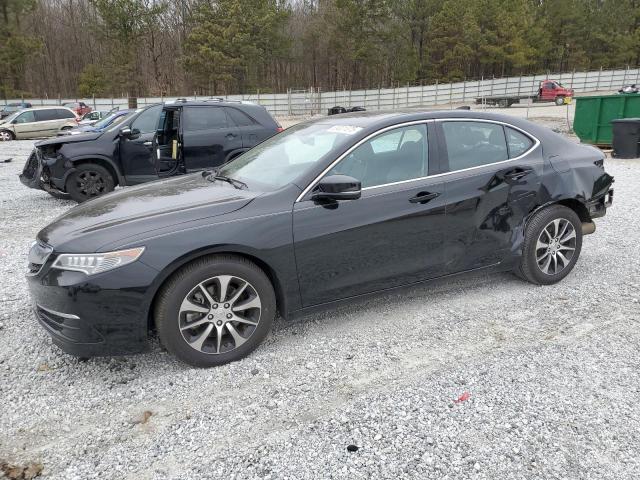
[22, 150, 39, 180]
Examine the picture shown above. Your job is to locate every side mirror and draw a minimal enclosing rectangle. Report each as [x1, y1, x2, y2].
[311, 174, 361, 202]
[120, 127, 140, 139]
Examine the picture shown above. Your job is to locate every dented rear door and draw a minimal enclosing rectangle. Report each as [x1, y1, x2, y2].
[435, 119, 544, 273]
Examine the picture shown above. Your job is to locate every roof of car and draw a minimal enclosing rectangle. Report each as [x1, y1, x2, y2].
[20, 105, 76, 112]
[309, 108, 557, 139]
[163, 99, 262, 108]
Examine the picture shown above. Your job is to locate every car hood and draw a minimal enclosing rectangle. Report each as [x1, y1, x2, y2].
[36, 131, 103, 146]
[38, 174, 258, 253]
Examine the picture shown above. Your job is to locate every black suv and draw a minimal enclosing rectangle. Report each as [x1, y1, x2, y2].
[20, 100, 282, 202]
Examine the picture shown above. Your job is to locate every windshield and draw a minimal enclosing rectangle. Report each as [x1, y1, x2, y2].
[217, 122, 358, 191]
[1, 111, 21, 123]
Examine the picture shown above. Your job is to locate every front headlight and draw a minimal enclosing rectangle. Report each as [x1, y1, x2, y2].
[52, 247, 145, 275]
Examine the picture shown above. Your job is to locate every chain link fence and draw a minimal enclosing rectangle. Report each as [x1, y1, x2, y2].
[5, 67, 639, 118]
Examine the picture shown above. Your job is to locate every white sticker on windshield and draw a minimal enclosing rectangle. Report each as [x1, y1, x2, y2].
[327, 125, 363, 135]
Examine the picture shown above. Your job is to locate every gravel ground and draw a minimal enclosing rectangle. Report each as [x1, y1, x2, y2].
[0, 113, 639, 479]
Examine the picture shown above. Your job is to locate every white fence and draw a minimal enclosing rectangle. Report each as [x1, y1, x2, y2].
[6, 67, 639, 117]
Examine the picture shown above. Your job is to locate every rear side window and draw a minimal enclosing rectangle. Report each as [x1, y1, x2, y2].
[505, 127, 534, 158]
[226, 107, 257, 127]
[442, 121, 508, 171]
[131, 105, 162, 133]
[35, 110, 58, 121]
[56, 109, 75, 119]
[183, 107, 227, 131]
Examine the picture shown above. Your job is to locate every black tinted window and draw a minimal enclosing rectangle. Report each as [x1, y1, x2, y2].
[442, 121, 508, 171]
[506, 127, 534, 158]
[131, 105, 162, 133]
[328, 124, 428, 188]
[34, 110, 58, 121]
[56, 109, 75, 119]
[226, 107, 256, 127]
[183, 107, 227, 131]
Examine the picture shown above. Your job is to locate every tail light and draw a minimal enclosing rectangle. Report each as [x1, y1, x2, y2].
[276, 127, 284, 133]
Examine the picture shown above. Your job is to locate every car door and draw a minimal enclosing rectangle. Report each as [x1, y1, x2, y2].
[293, 122, 447, 307]
[181, 106, 242, 172]
[119, 105, 163, 184]
[32, 109, 59, 136]
[12, 111, 40, 138]
[436, 119, 542, 274]
[225, 106, 267, 149]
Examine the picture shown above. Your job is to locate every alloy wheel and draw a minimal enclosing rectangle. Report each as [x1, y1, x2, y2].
[76, 171, 106, 196]
[535, 218, 577, 275]
[0, 131, 13, 141]
[178, 275, 262, 354]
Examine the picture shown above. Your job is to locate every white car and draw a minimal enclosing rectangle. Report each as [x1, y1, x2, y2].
[0, 106, 78, 141]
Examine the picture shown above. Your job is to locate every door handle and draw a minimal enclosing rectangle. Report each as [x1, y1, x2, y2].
[409, 191, 440, 204]
[143, 141, 153, 146]
[503, 168, 533, 181]
[226, 133, 237, 139]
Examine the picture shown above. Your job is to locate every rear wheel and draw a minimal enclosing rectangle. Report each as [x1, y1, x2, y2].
[154, 255, 276, 367]
[516, 205, 583, 285]
[66, 163, 115, 203]
[0, 130, 15, 141]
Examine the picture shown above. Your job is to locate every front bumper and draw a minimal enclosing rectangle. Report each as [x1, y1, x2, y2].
[26, 252, 159, 357]
[19, 148, 72, 196]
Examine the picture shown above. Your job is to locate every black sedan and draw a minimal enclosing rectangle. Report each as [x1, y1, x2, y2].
[26, 110, 614, 367]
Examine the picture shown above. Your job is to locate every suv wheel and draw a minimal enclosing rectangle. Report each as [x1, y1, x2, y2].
[0, 130, 15, 141]
[516, 205, 583, 285]
[154, 255, 276, 367]
[66, 163, 115, 203]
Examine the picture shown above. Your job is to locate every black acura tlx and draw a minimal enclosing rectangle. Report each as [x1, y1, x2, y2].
[26, 110, 614, 367]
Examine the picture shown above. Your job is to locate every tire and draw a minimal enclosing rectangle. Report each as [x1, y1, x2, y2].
[65, 163, 115, 203]
[0, 130, 15, 141]
[60, 126, 73, 131]
[154, 255, 277, 367]
[516, 205, 583, 285]
[555, 96, 565, 106]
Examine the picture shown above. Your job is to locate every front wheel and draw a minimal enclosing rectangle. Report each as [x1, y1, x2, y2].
[516, 205, 583, 285]
[154, 255, 276, 367]
[66, 163, 115, 203]
[555, 96, 565, 106]
[0, 130, 15, 141]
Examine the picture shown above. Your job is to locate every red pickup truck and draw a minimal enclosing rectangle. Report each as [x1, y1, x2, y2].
[476, 80, 574, 107]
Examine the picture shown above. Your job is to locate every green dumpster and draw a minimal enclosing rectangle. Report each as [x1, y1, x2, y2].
[573, 94, 640, 146]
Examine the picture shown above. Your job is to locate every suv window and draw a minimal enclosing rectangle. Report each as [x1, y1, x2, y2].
[226, 107, 256, 127]
[505, 127, 533, 158]
[442, 121, 508, 171]
[327, 124, 428, 188]
[15, 111, 35, 124]
[183, 106, 227, 131]
[35, 110, 58, 122]
[131, 105, 162, 133]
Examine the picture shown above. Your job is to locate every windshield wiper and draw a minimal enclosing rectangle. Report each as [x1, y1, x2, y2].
[207, 173, 248, 190]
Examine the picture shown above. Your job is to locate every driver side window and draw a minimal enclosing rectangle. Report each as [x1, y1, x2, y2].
[441, 121, 508, 172]
[326, 124, 428, 188]
[15, 111, 35, 124]
[131, 105, 162, 133]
